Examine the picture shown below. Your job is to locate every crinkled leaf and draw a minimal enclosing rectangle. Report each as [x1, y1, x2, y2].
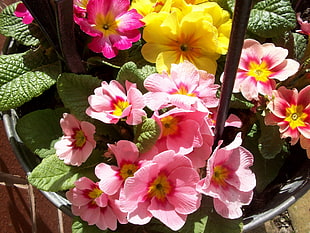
[116, 62, 156, 94]
[134, 117, 160, 153]
[248, 0, 296, 38]
[0, 49, 60, 111]
[72, 217, 112, 233]
[16, 108, 65, 158]
[0, 2, 40, 46]
[293, 32, 307, 61]
[57, 73, 101, 120]
[28, 150, 103, 191]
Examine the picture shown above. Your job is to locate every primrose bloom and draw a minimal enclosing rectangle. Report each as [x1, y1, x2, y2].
[144, 61, 219, 112]
[95, 140, 145, 195]
[231, 39, 300, 101]
[14, 3, 34, 24]
[86, 80, 146, 125]
[120, 150, 201, 231]
[54, 113, 96, 166]
[196, 133, 256, 219]
[265, 85, 310, 145]
[153, 108, 207, 155]
[66, 177, 127, 231]
[296, 12, 310, 35]
[141, 2, 231, 73]
[76, 0, 144, 59]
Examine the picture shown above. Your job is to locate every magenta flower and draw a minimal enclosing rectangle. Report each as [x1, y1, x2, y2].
[196, 133, 256, 219]
[76, 0, 144, 58]
[152, 108, 207, 155]
[120, 150, 201, 231]
[86, 80, 146, 125]
[73, 0, 89, 24]
[265, 85, 310, 145]
[66, 177, 127, 231]
[14, 3, 34, 24]
[95, 140, 146, 195]
[230, 39, 299, 101]
[296, 12, 310, 35]
[144, 61, 219, 112]
[54, 113, 96, 166]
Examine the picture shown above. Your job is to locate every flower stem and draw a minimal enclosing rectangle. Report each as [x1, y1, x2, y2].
[213, 0, 252, 148]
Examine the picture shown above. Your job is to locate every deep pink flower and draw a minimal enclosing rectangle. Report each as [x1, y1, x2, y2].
[86, 80, 146, 125]
[95, 140, 146, 195]
[66, 177, 127, 231]
[265, 85, 310, 145]
[120, 150, 201, 231]
[296, 12, 310, 35]
[75, 0, 144, 58]
[230, 39, 299, 101]
[196, 133, 256, 219]
[144, 61, 219, 112]
[152, 108, 207, 155]
[14, 3, 34, 24]
[54, 113, 96, 166]
[73, 0, 89, 23]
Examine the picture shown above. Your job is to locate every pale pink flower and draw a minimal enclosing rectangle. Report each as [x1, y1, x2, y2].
[66, 177, 127, 231]
[86, 80, 146, 125]
[144, 60, 219, 112]
[230, 39, 300, 101]
[265, 85, 310, 145]
[95, 140, 146, 195]
[120, 150, 201, 231]
[14, 3, 34, 24]
[54, 113, 96, 166]
[152, 108, 207, 155]
[296, 12, 310, 35]
[196, 133, 256, 219]
[76, 0, 144, 58]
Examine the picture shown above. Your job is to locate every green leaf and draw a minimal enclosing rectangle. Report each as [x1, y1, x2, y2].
[16, 108, 65, 158]
[28, 151, 102, 191]
[293, 32, 307, 61]
[0, 2, 40, 46]
[0, 49, 61, 111]
[72, 217, 112, 233]
[248, 0, 296, 38]
[116, 62, 156, 94]
[134, 117, 160, 153]
[57, 73, 101, 120]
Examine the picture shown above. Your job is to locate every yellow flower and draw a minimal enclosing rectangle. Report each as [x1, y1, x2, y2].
[141, 2, 231, 73]
[130, 0, 173, 17]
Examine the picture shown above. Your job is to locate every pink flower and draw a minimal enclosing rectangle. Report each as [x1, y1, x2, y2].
[265, 85, 310, 145]
[14, 3, 34, 24]
[66, 177, 127, 231]
[230, 39, 299, 101]
[197, 133, 256, 219]
[75, 0, 144, 58]
[54, 113, 96, 166]
[86, 80, 146, 125]
[296, 12, 310, 35]
[73, 0, 89, 23]
[95, 140, 145, 195]
[152, 108, 207, 155]
[120, 150, 201, 231]
[144, 61, 219, 112]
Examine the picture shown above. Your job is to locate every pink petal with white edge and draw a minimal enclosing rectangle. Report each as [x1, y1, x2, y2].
[95, 163, 122, 195]
[144, 92, 170, 110]
[261, 45, 288, 69]
[270, 59, 300, 81]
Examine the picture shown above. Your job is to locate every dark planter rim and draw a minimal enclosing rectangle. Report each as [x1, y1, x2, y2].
[2, 109, 310, 232]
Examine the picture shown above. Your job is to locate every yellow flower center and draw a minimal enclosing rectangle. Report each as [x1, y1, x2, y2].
[94, 12, 119, 36]
[247, 60, 272, 82]
[174, 84, 196, 97]
[112, 99, 130, 116]
[284, 104, 308, 129]
[88, 186, 103, 199]
[74, 130, 86, 147]
[119, 163, 139, 180]
[148, 174, 172, 201]
[212, 165, 230, 187]
[160, 115, 179, 137]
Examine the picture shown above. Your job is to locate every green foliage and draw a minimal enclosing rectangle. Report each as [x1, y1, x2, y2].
[0, 49, 61, 111]
[134, 117, 160, 153]
[248, 0, 296, 38]
[0, 2, 40, 46]
[116, 62, 157, 94]
[16, 108, 65, 158]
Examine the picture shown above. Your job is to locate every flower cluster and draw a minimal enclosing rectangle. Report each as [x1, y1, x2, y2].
[2, 0, 310, 232]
